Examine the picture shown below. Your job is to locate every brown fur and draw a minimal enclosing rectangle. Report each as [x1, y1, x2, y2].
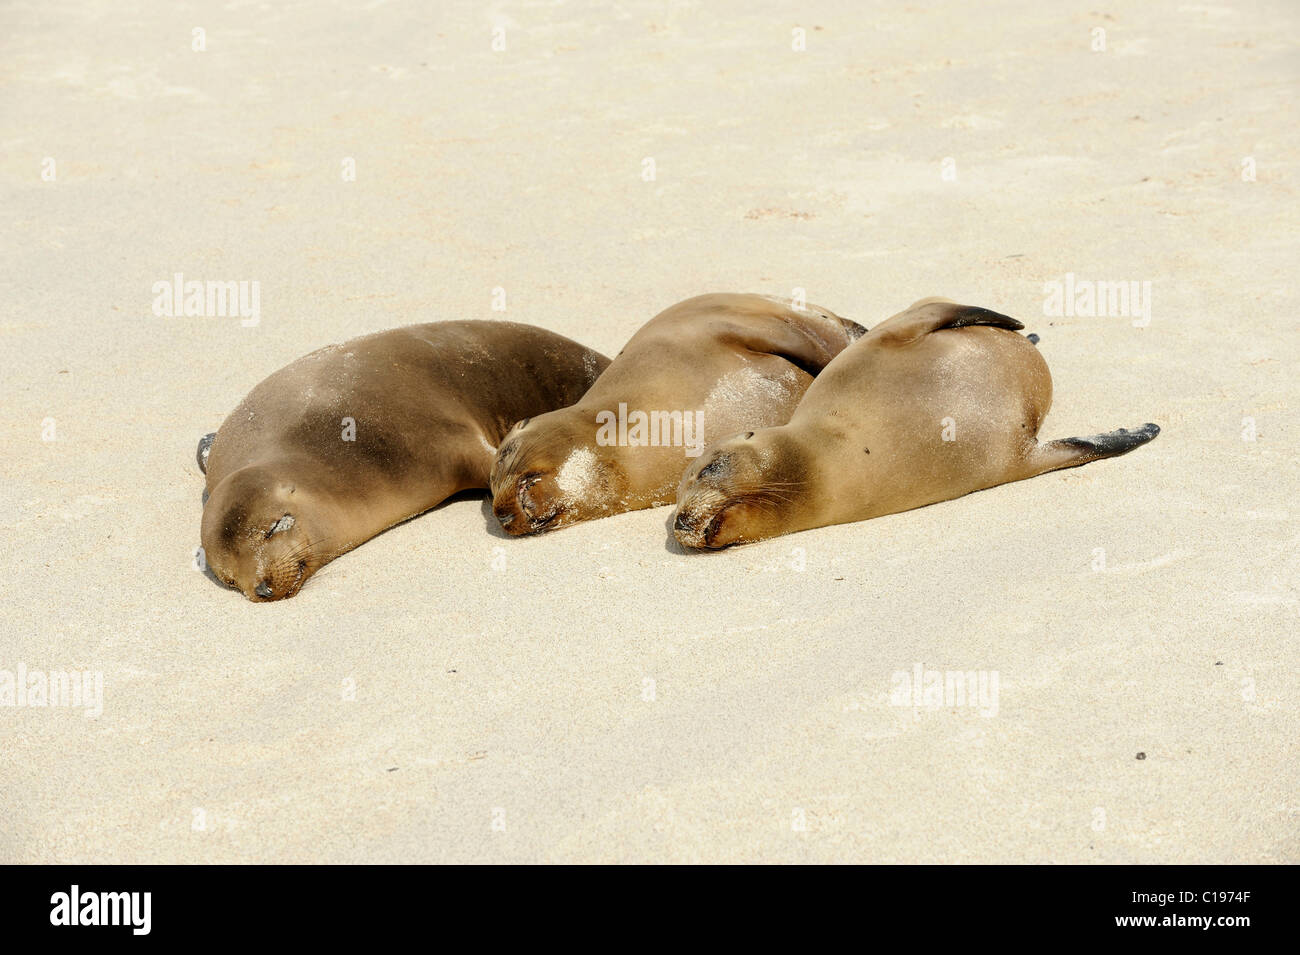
[201, 321, 608, 600]
[490, 293, 864, 534]
[672, 298, 1159, 549]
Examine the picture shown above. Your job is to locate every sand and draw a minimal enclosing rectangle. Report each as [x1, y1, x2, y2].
[1, 1, 1296, 863]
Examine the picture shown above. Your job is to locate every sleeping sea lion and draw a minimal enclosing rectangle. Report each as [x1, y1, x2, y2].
[199, 321, 608, 600]
[671, 298, 1159, 548]
[490, 293, 865, 534]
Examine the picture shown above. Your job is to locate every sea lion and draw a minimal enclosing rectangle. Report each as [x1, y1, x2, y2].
[199, 321, 609, 600]
[489, 293, 866, 534]
[672, 298, 1160, 549]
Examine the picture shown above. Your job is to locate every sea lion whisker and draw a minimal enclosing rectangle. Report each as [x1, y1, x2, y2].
[747, 488, 799, 507]
[274, 536, 334, 569]
[271, 540, 317, 565]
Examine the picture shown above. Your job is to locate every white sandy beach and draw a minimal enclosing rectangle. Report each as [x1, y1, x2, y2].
[1, 0, 1296, 863]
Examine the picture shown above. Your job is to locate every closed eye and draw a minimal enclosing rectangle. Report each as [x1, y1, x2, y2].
[698, 456, 729, 480]
[266, 514, 295, 538]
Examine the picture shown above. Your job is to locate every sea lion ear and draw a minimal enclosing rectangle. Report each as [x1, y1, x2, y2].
[266, 514, 295, 538]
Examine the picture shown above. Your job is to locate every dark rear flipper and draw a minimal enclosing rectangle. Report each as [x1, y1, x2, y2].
[1028, 423, 1160, 476]
[874, 299, 1023, 346]
[197, 432, 216, 474]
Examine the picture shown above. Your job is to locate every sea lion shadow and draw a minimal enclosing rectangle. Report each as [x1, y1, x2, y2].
[194, 481, 226, 591]
[478, 495, 514, 540]
[196, 489, 496, 596]
[199, 561, 228, 591]
[660, 508, 713, 556]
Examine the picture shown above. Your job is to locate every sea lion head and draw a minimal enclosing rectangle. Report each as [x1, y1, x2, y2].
[201, 465, 328, 601]
[672, 427, 808, 549]
[490, 411, 626, 535]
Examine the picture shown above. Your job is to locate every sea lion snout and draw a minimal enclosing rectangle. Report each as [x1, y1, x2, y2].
[518, 474, 564, 529]
[672, 429, 805, 550]
[246, 557, 310, 602]
[672, 492, 730, 549]
[489, 413, 611, 535]
[493, 472, 565, 534]
[672, 449, 740, 548]
[201, 467, 323, 601]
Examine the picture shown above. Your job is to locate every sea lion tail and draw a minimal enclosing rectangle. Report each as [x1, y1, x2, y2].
[197, 432, 216, 474]
[1025, 423, 1160, 476]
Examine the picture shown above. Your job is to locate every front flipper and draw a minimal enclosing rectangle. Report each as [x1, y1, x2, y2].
[873, 298, 1024, 347]
[725, 298, 862, 376]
